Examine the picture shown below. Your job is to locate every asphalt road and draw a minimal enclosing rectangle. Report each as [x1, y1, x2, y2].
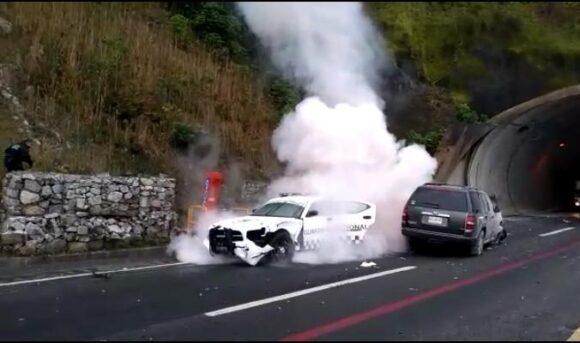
[0, 214, 579, 341]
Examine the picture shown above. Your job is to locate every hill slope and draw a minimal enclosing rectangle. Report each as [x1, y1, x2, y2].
[0, 2, 278, 181]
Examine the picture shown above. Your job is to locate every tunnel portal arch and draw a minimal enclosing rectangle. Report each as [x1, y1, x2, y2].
[435, 85, 580, 215]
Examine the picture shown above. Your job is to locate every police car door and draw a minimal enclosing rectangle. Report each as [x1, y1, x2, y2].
[332, 201, 375, 243]
[300, 201, 330, 250]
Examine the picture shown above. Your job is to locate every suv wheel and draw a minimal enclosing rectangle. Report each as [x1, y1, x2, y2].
[470, 231, 484, 257]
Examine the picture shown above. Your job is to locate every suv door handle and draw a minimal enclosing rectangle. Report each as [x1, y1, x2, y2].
[363, 215, 371, 220]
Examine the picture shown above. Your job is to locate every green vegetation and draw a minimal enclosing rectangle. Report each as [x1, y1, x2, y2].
[0, 2, 277, 178]
[407, 128, 446, 155]
[166, 2, 252, 64]
[1, 2, 578, 179]
[171, 123, 197, 152]
[268, 77, 301, 120]
[368, 2, 580, 150]
[166, 2, 301, 120]
[369, 2, 580, 92]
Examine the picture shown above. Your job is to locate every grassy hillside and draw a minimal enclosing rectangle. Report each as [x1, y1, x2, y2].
[372, 2, 580, 108]
[1, 2, 578, 178]
[368, 2, 580, 150]
[0, 2, 277, 179]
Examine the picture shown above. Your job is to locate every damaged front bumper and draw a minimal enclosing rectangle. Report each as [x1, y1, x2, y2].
[206, 227, 274, 266]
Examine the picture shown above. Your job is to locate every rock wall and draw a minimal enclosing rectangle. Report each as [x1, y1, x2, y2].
[0, 172, 176, 256]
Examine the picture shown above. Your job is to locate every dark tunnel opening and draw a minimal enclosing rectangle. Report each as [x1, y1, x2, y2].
[467, 94, 580, 215]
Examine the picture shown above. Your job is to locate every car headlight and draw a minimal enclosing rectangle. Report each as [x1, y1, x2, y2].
[575, 201, 580, 207]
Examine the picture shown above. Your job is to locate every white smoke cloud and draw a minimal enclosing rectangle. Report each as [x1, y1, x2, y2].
[237, 2, 385, 107]
[167, 210, 238, 265]
[237, 2, 438, 264]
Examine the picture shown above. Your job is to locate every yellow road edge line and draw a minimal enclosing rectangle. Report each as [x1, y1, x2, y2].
[568, 326, 580, 341]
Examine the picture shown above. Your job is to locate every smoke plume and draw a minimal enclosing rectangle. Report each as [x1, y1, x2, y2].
[238, 2, 437, 264]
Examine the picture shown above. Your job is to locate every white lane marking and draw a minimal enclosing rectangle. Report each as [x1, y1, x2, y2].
[538, 226, 576, 237]
[0, 262, 189, 288]
[204, 265, 417, 317]
[568, 325, 580, 341]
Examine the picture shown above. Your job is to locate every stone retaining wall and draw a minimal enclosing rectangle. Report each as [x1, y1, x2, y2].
[0, 172, 176, 256]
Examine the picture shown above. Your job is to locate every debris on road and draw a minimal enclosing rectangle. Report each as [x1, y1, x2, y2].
[360, 261, 377, 268]
[92, 271, 111, 279]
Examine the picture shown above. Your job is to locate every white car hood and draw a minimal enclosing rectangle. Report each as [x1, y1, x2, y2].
[211, 215, 291, 233]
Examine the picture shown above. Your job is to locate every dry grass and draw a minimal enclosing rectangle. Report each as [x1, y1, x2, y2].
[0, 2, 277, 177]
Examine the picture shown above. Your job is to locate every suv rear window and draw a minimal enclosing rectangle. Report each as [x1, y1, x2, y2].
[409, 187, 468, 211]
[469, 191, 482, 213]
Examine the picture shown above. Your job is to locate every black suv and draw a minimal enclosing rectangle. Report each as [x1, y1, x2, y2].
[401, 183, 505, 256]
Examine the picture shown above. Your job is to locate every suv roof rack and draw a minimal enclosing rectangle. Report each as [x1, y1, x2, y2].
[423, 182, 478, 190]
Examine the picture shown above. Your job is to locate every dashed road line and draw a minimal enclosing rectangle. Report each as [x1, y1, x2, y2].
[569, 326, 580, 341]
[282, 240, 580, 341]
[0, 261, 189, 288]
[204, 266, 417, 317]
[538, 226, 576, 237]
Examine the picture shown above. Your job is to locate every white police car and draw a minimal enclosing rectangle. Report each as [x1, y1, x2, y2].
[204, 194, 376, 266]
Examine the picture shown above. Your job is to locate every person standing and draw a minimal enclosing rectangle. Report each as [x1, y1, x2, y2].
[4, 139, 34, 172]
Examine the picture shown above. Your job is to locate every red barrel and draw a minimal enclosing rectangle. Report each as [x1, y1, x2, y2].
[202, 171, 223, 211]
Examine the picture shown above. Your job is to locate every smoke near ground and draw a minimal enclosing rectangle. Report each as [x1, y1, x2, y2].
[167, 210, 238, 265]
[238, 2, 438, 264]
[169, 130, 237, 265]
[173, 131, 221, 217]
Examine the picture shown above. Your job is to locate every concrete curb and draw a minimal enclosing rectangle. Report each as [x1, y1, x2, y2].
[0, 245, 169, 268]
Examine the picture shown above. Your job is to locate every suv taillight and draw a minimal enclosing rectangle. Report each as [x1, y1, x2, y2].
[402, 207, 409, 227]
[465, 213, 476, 232]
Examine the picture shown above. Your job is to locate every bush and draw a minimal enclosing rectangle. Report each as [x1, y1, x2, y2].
[407, 128, 445, 154]
[168, 2, 250, 63]
[169, 14, 191, 37]
[171, 123, 195, 151]
[455, 103, 478, 123]
[268, 77, 300, 120]
[455, 102, 487, 123]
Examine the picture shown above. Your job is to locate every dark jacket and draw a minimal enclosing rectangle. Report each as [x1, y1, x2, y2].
[4, 142, 33, 172]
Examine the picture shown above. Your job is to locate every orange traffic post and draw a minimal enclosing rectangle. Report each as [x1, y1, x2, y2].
[202, 171, 224, 211]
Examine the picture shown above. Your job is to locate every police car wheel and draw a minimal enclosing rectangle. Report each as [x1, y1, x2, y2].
[266, 231, 295, 264]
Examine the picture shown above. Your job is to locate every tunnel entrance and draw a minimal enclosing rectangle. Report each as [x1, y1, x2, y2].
[469, 95, 580, 214]
[437, 85, 580, 215]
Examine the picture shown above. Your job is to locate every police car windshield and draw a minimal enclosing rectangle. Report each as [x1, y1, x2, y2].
[251, 202, 304, 219]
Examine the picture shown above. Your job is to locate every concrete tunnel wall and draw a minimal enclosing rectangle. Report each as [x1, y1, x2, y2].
[437, 85, 580, 215]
